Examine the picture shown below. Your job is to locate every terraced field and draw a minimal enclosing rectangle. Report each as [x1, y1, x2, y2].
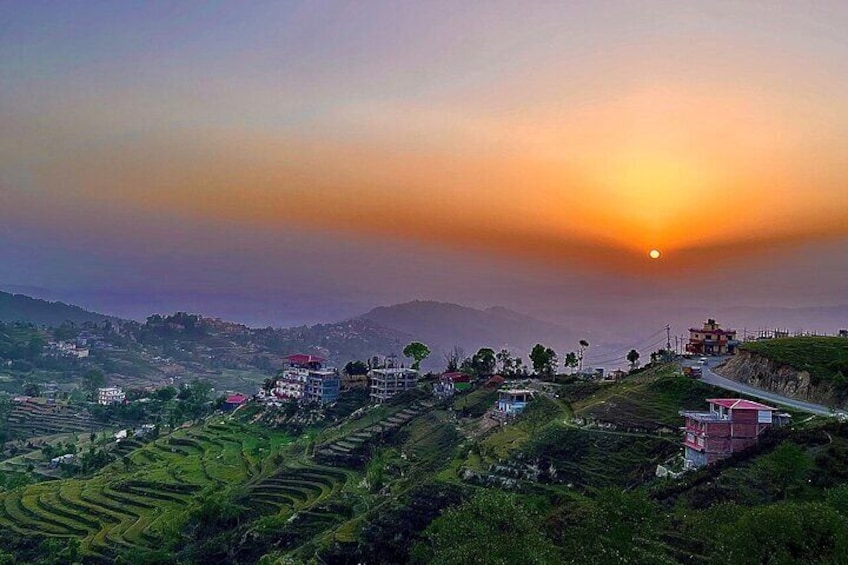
[0, 419, 351, 562]
[315, 404, 423, 466]
[7, 400, 100, 438]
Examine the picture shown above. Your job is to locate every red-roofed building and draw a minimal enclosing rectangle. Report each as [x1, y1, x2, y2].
[223, 393, 248, 412]
[681, 398, 777, 469]
[434, 372, 472, 397]
[686, 319, 739, 355]
[283, 354, 325, 369]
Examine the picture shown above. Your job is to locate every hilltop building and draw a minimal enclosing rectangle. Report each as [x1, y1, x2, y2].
[97, 387, 125, 405]
[680, 398, 777, 469]
[494, 389, 535, 419]
[686, 319, 739, 355]
[369, 368, 419, 402]
[273, 354, 340, 404]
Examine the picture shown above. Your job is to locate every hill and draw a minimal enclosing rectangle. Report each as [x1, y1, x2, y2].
[0, 291, 115, 327]
[359, 301, 575, 364]
[718, 337, 848, 407]
[1, 363, 847, 563]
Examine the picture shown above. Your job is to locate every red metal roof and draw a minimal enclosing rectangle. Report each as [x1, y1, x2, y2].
[284, 353, 325, 364]
[707, 398, 777, 411]
[442, 372, 471, 382]
[226, 394, 248, 404]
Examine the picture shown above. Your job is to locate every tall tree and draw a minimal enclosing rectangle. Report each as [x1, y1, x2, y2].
[564, 351, 578, 373]
[626, 349, 640, 370]
[471, 348, 496, 376]
[530, 344, 558, 378]
[403, 342, 431, 370]
[443, 346, 464, 373]
[578, 339, 590, 371]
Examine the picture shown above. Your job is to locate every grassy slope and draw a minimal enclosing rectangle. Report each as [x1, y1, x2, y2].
[741, 337, 848, 383]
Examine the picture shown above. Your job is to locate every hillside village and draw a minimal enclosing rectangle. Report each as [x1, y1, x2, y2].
[0, 309, 847, 564]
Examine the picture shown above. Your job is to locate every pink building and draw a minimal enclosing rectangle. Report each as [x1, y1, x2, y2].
[681, 398, 777, 469]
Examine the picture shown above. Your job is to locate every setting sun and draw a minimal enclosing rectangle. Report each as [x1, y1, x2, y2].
[649, 249, 661, 260]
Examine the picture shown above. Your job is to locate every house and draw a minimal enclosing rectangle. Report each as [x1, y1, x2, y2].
[435, 372, 472, 397]
[97, 387, 125, 405]
[50, 454, 77, 468]
[483, 375, 505, 390]
[369, 368, 419, 402]
[607, 369, 628, 381]
[223, 393, 249, 411]
[494, 389, 535, 419]
[680, 398, 777, 469]
[686, 319, 739, 355]
[273, 354, 340, 404]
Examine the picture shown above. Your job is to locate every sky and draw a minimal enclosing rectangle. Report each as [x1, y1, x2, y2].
[2, 1, 847, 332]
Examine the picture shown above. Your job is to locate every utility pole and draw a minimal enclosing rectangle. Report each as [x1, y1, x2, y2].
[665, 325, 672, 351]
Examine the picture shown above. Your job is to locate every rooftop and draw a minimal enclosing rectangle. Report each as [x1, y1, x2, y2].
[284, 353, 325, 364]
[707, 398, 777, 411]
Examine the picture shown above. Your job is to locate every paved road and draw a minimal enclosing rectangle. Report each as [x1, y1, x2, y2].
[691, 357, 835, 416]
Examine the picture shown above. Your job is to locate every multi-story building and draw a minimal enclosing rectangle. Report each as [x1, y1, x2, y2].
[681, 398, 777, 469]
[273, 354, 340, 404]
[686, 319, 739, 355]
[97, 387, 125, 405]
[368, 368, 419, 402]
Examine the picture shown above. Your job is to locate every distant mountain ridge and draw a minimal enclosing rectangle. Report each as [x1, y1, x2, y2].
[358, 300, 575, 364]
[0, 291, 115, 326]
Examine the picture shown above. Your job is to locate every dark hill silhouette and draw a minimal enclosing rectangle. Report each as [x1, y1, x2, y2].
[0, 291, 115, 327]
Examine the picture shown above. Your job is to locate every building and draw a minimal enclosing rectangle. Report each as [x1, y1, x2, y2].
[495, 389, 535, 418]
[434, 372, 472, 397]
[680, 398, 777, 469]
[273, 354, 340, 404]
[369, 368, 419, 402]
[223, 393, 249, 411]
[305, 370, 340, 404]
[97, 387, 125, 405]
[686, 319, 739, 355]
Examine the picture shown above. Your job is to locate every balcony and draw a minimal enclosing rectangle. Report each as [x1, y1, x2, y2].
[680, 410, 729, 422]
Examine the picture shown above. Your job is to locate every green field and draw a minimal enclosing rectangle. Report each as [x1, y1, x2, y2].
[741, 337, 848, 384]
[0, 419, 355, 563]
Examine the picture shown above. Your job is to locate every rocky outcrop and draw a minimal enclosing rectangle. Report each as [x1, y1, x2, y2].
[716, 350, 841, 407]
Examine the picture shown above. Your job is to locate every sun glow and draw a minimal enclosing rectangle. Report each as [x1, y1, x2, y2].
[649, 249, 661, 260]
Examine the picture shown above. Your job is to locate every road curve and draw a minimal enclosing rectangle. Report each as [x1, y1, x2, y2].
[693, 357, 834, 416]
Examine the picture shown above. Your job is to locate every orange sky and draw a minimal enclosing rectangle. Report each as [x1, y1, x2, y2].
[2, 1, 848, 322]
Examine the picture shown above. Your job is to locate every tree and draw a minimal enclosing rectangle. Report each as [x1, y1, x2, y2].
[530, 344, 558, 378]
[416, 490, 560, 565]
[471, 348, 496, 376]
[443, 346, 464, 373]
[496, 349, 515, 375]
[626, 349, 640, 370]
[563, 352, 578, 373]
[403, 342, 431, 370]
[155, 386, 177, 402]
[578, 340, 590, 371]
[344, 360, 368, 376]
[82, 369, 106, 394]
[23, 382, 41, 397]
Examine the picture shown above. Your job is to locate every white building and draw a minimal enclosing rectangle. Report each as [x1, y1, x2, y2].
[369, 368, 419, 402]
[97, 387, 125, 405]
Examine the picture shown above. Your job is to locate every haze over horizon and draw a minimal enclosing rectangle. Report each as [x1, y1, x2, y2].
[3, 2, 847, 331]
